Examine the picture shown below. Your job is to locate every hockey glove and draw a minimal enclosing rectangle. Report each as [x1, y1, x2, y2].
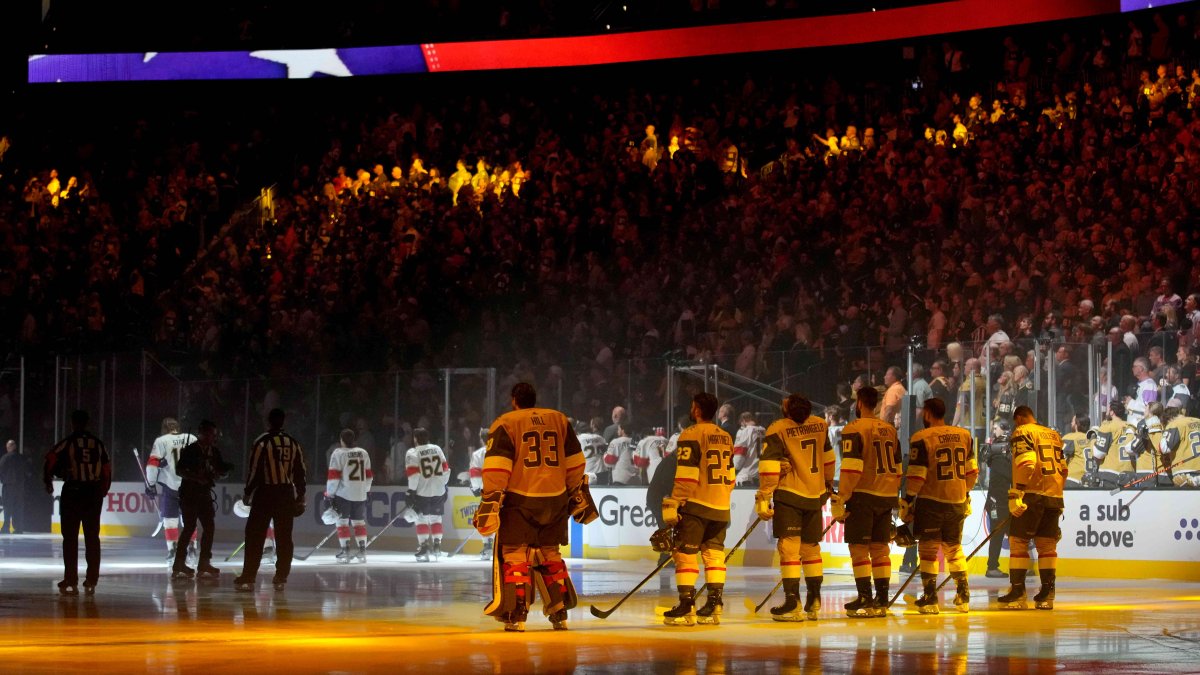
[473, 491, 503, 537]
[898, 496, 915, 524]
[406, 489, 418, 505]
[1007, 489, 1027, 518]
[661, 497, 681, 526]
[830, 493, 848, 522]
[471, 488, 482, 498]
[292, 497, 307, 518]
[754, 491, 774, 520]
[145, 484, 158, 498]
[569, 475, 600, 525]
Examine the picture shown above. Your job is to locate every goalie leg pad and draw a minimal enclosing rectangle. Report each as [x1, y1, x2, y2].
[485, 544, 535, 620]
[532, 547, 577, 615]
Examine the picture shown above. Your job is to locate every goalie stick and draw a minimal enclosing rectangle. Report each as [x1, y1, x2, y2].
[132, 447, 164, 538]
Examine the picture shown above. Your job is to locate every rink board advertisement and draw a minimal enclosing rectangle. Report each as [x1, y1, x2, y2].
[51, 482, 1200, 580]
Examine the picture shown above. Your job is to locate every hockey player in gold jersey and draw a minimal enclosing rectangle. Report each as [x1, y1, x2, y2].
[661, 392, 735, 626]
[474, 383, 592, 632]
[1159, 401, 1200, 486]
[756, 394, 834, 621]
[1061, 415, 1092, 488]
[1092, 402, 1138, 490]
[999, 406, 1067, 610]
[834, 386, 902, 617]
[900, 398, 977, 614]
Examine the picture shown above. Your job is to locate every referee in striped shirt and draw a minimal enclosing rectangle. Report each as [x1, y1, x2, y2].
[235, 408, 308, 592]
[43, 410, 111, 595]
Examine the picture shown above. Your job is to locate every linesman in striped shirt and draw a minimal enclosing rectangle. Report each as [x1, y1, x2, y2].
[235, 408, 308, 592]
[43, 410, 111, 596]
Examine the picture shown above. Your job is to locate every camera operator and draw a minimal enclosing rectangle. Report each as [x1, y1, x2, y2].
[980, 420, 1012, 579]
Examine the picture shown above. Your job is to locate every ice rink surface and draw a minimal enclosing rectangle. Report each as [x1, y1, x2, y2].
[1, 535, 1198, 674]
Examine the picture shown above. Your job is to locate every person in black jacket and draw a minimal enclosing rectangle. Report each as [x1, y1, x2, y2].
[980, 420, 1013, 578]
[0, 440, 33, 533]
[173, 420, 232, 580]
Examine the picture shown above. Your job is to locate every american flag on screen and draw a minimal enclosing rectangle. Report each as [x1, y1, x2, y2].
[28, 46, 428, 83]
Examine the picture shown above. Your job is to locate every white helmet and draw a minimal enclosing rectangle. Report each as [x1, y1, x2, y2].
[233, 499, 251, 518]
[321, 506, 339, 525]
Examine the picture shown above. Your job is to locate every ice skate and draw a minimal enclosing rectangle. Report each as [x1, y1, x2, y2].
[549, 609, 569, 630]
[171, 566, 196, 581]
[355, 543, 367, 563]
[998, 585, 1028, 610]
[432, 538, 442, 560]
[1034, 573, 1055, 610]
[233, 576, 254, 592]
[504, 599, 528, 632]
[770, 579, 803, 622]
[336, 545, 352, 564]
[695, 585, 723, 625]
[57, 581, 78, 596]
[82, 581, 96, 596]
[803, 590, 822, 621]
[263, 544, 277, 566]
[186, 542, 199, 568]
[845, 578, 876, 618]
[272, 577, 286, 592]
[870, 579, 890, 617]
[165, 543, 176, 563]
[480, 539, 493, 561]
[197, 565, 221, 580]
[663, 587, 697, 626]
[952, 573, 969, 613]
[914, 578, 939, 614]
[986, 567, 1007, 579]
[415, 542, 431, 562]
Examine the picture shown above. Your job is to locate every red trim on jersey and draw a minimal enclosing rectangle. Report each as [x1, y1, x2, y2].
[603, 454, 618, 465]
[147, 456, 162, 467]
[483, 467, 511, 475]
[406, 466, 420, 476]
[733, 446, 746, 456]
[327, 469, 342, 479]
[871, 561, 890, 567]
[365, 469, 374, 478]
[781, 561, 802, 565]
[841, 469, 862, 475]
[802, 559, 822, 565]
[632, 456, 650, 468]
[707, 567, 727, 572]
[676, 568, 700, 575]
[674, 477, 699, 484]
[469, 468, 483, 477]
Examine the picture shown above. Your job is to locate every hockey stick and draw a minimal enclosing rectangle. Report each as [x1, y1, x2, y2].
[1108, 456, 1192, 495]
[364, 509, 409, 549]
[132, 448, 164, 538]
[744, 520, 837, 613]
[900, 516, 1012, 606]
[694, 516, 762, 595]
[224, 541, 246, 562]
[447, 528, 479, 558]
[294, 528, 339, 561]
[589, 554, 674, 619]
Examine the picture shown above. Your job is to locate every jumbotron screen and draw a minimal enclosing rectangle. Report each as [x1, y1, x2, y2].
[28, 0, 1184, 83]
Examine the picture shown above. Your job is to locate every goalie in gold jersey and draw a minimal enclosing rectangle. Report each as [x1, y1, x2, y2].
[999, 406, 1067, 611]
[473, 383, 595, 632]
[756, 394, 834, 622]
[660, 392, 736, 626]
[900, 398, 977, 614]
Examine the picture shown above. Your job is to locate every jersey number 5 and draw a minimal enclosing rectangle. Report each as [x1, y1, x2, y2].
[521, 431, 560, 468]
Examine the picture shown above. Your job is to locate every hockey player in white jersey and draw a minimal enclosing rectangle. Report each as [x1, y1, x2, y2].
[326, 428, 374, 563]
[604, 425, 640, 485]
[469, 428, 494, 561]
[577, 417, 609, 485]
[733, 412, 765, 487]
[634, 428, 668, 484]
[146, 418, 197, 564]
[406, 428, 450, 561]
